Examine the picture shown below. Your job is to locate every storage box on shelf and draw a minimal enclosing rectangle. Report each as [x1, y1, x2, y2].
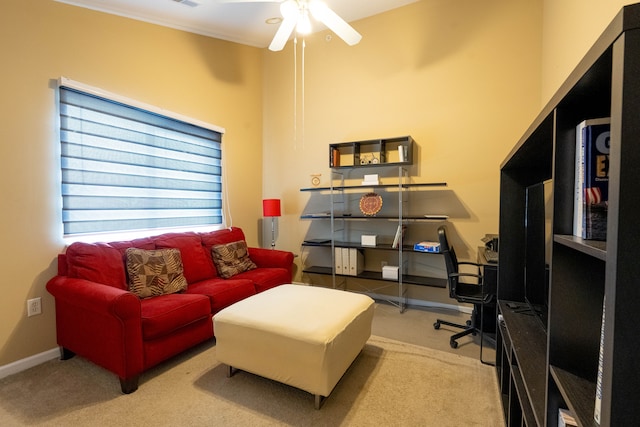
[497, 4, 640, 426]
[301, 136, 448, 312]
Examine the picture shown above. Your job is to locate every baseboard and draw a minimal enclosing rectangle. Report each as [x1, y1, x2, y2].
[0, 347, 59, 380]
[368, 292, 473, 314]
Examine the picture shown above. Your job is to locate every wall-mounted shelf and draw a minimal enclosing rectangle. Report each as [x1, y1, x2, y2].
[300, 214, 449, 221]
[300, 182, 447, 192]
[329, 136, 413, 168]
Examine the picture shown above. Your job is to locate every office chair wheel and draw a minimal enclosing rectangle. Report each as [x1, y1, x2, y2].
[433, 322, 441, 330]
[450, 339, 458, 349]
[466, 320, 472, 326]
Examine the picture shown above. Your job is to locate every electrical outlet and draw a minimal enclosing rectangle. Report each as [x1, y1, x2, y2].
[27, 297, 42, 317]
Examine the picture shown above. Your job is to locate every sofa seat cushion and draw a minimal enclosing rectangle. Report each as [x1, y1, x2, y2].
[140, 293, 211, 341]
[234, 268, 292, 293]
[186, 278, 256, 314]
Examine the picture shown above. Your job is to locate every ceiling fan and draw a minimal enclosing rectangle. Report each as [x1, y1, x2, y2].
[221, 0, 362, 51]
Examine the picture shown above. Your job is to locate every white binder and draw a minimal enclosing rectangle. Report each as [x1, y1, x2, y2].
[349, 248, 364, 276]
[334, 247, 343, 274]
[341, 248, 350, 276]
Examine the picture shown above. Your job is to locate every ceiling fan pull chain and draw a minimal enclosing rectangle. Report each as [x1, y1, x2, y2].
[301, 37, 305, 150]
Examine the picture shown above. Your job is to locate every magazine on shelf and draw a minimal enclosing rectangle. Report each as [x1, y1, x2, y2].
[573, 118, 610, 240]
[391, 225, 407, 249]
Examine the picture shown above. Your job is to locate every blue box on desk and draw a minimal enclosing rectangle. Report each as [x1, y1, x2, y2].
[413, 241, 440, 253]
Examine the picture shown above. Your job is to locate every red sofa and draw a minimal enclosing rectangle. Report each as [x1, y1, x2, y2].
[46, 227, 294, 393]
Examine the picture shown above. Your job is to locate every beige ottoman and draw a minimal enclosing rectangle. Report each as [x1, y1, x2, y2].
[214, 284, 374, 409]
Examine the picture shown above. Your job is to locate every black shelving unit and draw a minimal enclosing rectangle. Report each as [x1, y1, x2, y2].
[496, 4, 640, 426]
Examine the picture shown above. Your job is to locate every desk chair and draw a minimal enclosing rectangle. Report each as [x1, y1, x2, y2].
[434, 226, 495, 364]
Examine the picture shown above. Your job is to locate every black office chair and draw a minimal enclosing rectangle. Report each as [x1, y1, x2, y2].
[434, 226, 495, 363]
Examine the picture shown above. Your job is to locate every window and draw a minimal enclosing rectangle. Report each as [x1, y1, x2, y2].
[58, 78, 224, 236]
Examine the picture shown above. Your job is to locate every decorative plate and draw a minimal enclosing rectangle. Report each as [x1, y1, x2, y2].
[359, 192, 383, 216]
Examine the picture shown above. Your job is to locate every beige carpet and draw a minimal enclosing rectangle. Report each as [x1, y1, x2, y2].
[0, 334, 503, 426]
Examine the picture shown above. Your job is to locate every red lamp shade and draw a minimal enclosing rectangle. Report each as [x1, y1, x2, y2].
[262, 199, 281, 217]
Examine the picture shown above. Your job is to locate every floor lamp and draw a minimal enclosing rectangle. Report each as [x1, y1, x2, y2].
[262, 199, 281, 249]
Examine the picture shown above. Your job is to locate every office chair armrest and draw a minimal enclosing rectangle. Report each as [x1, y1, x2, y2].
[457, 261, 483, 276]
[450, 272, 493, 301]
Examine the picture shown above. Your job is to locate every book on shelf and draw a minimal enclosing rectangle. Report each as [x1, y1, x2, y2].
[594, 295, 606, 425]
[573, 118, 610, 240]
[413, 241, 440, 253]
[558, 408, 578, 427]
[330, 147, 340, 167]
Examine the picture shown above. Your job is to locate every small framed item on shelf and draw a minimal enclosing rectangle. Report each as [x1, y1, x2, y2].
[310, 173, 321, 187]
[359, 192, 383, 216]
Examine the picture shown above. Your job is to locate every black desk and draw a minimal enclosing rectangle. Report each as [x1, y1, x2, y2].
[477, 247, 497, 334]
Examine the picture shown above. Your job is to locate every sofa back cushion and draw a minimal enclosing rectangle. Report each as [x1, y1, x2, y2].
[201, 227, 247, 248]
[153, 232, 216, 283]
[66, 242, 128, 290]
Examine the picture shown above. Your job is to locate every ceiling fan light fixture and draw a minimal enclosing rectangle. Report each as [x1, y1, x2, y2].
[280, 0, 298, 20]
[296, 10, 312, 35]
[267, 0, 361, 51]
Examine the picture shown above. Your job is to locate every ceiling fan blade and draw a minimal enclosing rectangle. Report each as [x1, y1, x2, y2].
[218, 0, 278, 3]
[309, 1, 362, 46]
[269, 14, 297, 51]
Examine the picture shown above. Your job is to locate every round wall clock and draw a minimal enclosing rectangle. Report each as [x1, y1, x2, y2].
[359, 192, 383, 216]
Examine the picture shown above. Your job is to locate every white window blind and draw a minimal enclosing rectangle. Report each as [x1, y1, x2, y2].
[59, 81, 223, 236]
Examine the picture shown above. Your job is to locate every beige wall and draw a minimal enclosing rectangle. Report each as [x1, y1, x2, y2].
[1, 0, 631, 368]
[0, 1, 263, 365]
[263, 0, 543, 303]
[541, 0, 634, 104]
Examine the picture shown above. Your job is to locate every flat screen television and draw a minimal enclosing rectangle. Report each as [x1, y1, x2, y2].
[523, 179, 553, 331]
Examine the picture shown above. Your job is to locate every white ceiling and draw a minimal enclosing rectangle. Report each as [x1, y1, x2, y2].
[55, 0, 420, 48]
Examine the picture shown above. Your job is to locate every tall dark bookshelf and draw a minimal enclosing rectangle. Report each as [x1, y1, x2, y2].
[496, 4, 640, 426]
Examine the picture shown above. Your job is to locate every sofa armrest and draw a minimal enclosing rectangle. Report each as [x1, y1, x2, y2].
[47, 276, 140, 319]
[46, 276, 144, 380]
[248, 247, 294, 270]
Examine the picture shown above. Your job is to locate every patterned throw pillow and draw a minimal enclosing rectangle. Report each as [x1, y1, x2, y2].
[210, 240, 257, 279]
[125, 248, 188, 299]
